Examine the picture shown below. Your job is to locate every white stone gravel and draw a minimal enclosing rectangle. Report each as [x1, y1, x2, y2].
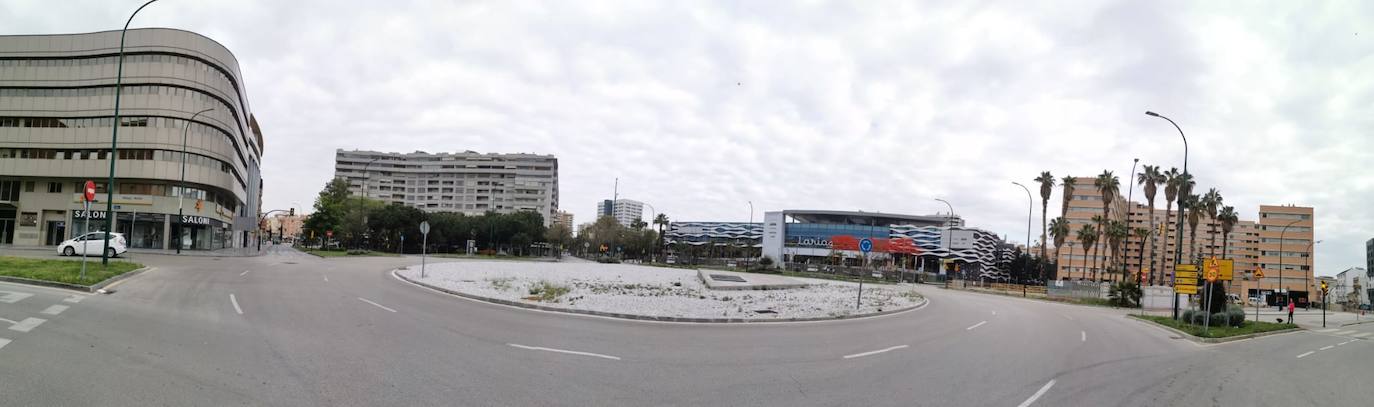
[398, 260, 923, 320]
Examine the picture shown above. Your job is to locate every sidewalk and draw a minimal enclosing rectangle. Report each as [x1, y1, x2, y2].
[1, 244, 264, 258]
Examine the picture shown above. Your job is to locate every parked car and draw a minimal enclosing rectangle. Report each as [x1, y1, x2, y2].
[56, 232, 127, 258]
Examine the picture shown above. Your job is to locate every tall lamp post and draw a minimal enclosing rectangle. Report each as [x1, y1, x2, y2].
[1305, 239, 1322, 309]
[644, 202, 656, 262]
[1011, 182, 1033, 284]
[101, 0, 160, 266]
[1278, 218, 1304, 307]
[746, 200, 754, 268]
[935, 198, 956, 281]
[1146, 111, 1188, 320]
[176, 108, 213, 254]
[1123, 158, 1139, 282]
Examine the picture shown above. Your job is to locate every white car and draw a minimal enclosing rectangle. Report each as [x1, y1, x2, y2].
[57, 232, 128, 258]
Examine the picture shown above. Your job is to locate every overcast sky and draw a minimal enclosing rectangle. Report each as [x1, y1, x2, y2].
[3, 1, 1371, 275]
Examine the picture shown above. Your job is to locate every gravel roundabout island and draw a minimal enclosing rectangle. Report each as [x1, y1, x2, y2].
[396, 260, 925, 321]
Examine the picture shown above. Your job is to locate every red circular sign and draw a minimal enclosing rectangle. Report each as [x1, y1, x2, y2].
[325, 230, 333, 238]
[83, 180, 96, 202]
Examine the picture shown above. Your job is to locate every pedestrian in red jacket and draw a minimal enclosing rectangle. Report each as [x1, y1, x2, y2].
[1287, 301, 1296, 324]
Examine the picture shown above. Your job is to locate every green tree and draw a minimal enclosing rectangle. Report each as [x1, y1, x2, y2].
[1201, 188, 1223, 258]
[1161, 167, 1181, 272]
[1184, 194, 1201, 263]
[1090, 214, 1106, 277]
[1093, 170, 1119, 278]
[1217, 206, 1238, 259]
[1049, 217, 1070, 278]
[1034, 171, 1055, 260]
[1106, 220, 1128, 281]
[1137, 165, 1163, 284]
[1077, 224, 1098, 280]
[1060, 175, 1076, 218]
[302, 178, 353, 244]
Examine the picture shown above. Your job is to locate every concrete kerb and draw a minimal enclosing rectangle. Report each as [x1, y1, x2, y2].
[391, 268, 928, 324]
[0, 266, 151, 293]
[1340, 318, 1374, 327]
[1125, 314, 1302, 344]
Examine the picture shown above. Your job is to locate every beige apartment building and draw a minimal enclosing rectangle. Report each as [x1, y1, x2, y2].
[1053, 176, 1314, 304]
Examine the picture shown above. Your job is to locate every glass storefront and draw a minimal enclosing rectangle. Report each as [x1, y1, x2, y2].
[170, 215, 229, 250]
[70, 210, 234, 251]
[115, 212, 165, 249]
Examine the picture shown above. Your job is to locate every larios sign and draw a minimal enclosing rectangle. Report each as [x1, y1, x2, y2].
[181, 215, 211, 225]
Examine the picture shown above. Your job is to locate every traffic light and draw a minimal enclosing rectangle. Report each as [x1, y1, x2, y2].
[1321, 280, 1329, 293]
[289, 207, 295, 216]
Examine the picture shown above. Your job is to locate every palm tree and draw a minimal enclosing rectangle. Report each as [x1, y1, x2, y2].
[1217, 206, 1238, 259]
[1077, 224, 1098, 280]
[1050, 216, 1069, 267]
[1137, 165, 1162, 284]
[1090, 214, 1107, 277]
[1201, 188, 1223, 259]
[1034, 171, 1055, 260]
[1106, 220, 1128, 281]
[653, 213, 670, 254]
[1160, 167, 1181, 281]
[1131, 227, 1149, 282]
[1060, 176, 1076, 218]
[1093, 171, 1120, 279]
[1184, 194, 1201, 264]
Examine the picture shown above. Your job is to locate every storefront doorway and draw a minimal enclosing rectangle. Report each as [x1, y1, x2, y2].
[44, 220, 65, 245]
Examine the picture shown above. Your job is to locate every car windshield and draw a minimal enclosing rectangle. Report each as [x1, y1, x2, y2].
[1, 2, 1369, 406]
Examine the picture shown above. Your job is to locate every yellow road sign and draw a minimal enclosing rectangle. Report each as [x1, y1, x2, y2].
[1205, 268, 1219, 283]
[1175, 271, 1199, 279]
[1206, 258, 1234, 281]
[1254, 269, 1265, 279]
[1176, 264, 1197, 272]
[1175, 285, 1198, 294]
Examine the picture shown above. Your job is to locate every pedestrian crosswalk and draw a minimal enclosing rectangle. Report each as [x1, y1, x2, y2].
[0, 284, 90, 353]
[1314, 328, 1373, 339]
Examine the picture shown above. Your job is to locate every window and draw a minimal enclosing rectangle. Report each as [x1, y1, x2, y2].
[47, 182, 62, 193]
[0, 180, 19, 201]
[24, 181, 35, 192]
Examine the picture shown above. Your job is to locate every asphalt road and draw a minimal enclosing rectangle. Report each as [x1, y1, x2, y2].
[1, 246, 1371, 406]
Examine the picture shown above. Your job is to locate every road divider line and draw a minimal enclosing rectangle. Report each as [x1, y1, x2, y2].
[1338, 341, 1351, 346]
[40, 305, 68, 315]
[0, 318, 15, 324]
[966, 321, 988, 331]
[508, 343, 620, 360]
[239, 270, 252, 276]
[229, 294, 243, 315]
[1319, 345, 1334, 351]
[1296, 351, 1314, 358]
[843, 345, 909, 359]
[1081, 331, 1086, 342]
[8, 317, 46, 333]
[358, 297, 397, 313]
[1017, 379, 1056, 407]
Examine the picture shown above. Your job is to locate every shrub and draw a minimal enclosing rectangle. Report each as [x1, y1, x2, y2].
[346, 249, 369, 255]
[758, 256, 775, 267]
[596, 256, 621, 264]
[1209, 312, 1229, 327]
[1108, 282, 1142, 308]
[1227, 308, 1247, 327]
[1185, 310, 1208, 325]
[1181, 309, 1198, 324]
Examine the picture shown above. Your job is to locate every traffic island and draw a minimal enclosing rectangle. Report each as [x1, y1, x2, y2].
[393, 261, 927, 323]
[1128, 314, 1300, 343]
[0, 256, 148, 292]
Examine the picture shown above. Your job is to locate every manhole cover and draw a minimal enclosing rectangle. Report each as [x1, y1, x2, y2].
[710, 274, 746, 282]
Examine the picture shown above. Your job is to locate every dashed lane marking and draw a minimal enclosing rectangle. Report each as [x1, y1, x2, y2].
[1320, 345, 1335, 351]
[843, 345, 908, 359]
[357, 297, 397, 313]
[8, 317, 46, 333]
[0, 338, 9, 349]
[0, 290, 34, 304]
[1081, 331, 1086, 342]
[966, 321, 988, 331]
[239, 270, 252, 276]
[1017, 379, 1056, 407]
[40, 305, 68, 315]
[62, 295, 84, 303]
[1296, 351, 1315, 358]
[508, 343, 621, 360]
[1338, 341, 1351, 346]
[229, 294, 243, 315]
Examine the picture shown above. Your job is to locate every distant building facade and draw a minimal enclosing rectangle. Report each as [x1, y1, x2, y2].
[333, 149, 558, 226]
[553, 210, 574, 228]
[597, 199, 643, 226]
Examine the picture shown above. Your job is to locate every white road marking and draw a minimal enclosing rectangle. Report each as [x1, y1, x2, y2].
[966, 321, 988, 331]
[1352, 332, 1372, 338]
[1296, 351, 1315, 358]
[843, 345, 908, 359]
[62, 295, 84, 303]
[1059, 313, 1075, 321]
[1333, 330, 1357, 336]
[229, 294, 243, 315]
[508, 343, 621, 360]
[1338, 341, 1351, 346]
[40, 305, 69, 315]
[239, 269, 252, 276]
[357, 297, 397, 313]
[1319, 345, 1334, 351]
[1316, 328, 1339, 333]
[0, 318, 16, 325]
[1017, 379, 1056, 407]
[992, 310, 998, 316]
[1081, 331, 1087, 342]
[0, 290, 34, 304]
[9, 317, 46, 333]
[0, 338, 9, 350]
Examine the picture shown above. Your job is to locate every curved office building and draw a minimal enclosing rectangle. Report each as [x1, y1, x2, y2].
[0, 28, 264, 250]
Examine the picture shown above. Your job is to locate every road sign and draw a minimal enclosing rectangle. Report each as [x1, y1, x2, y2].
[326, 230, 333, 238]
[1254, 268, 1265, 279]
[1205, 258, 1234, 281]
[859, 238, 873, 253]
[419, 220, 430, 235]
[1176, 271, 1199, 279]
[83, 180, 96, 202]
[1176, 285, 1198, 294]
[1205, 268, 1218, 283]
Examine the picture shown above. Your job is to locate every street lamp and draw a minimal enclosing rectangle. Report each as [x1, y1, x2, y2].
[1124, 158, 1139, 282]
[100, 0, 160, 266]
[1277, 218, 1304, 307]
[1305, 239, 1322, 309]
[361, 157, 381, 198]
[1011, 182, 1033, 283]
[644, 202, 656, 262]
[176, 108, 213, 254]
[1146, 110, 1188, 320]
[746, 200, 754, 268]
